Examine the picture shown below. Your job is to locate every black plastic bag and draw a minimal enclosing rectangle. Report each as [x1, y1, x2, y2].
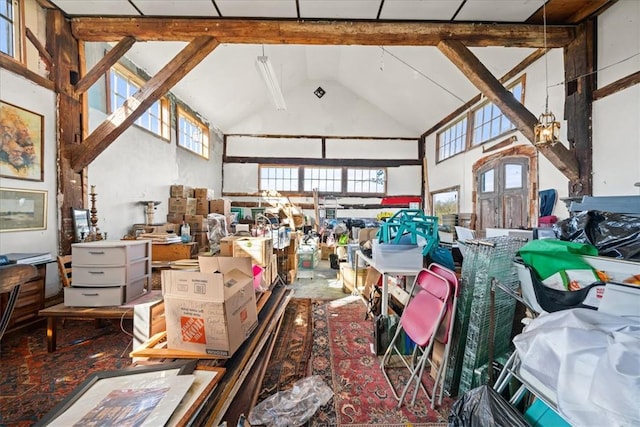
[554, 210, 640, 260]
[448, 385, 529, 427]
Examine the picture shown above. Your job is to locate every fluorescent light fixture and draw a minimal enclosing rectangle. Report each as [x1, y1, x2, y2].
[256, 55, 287, 110]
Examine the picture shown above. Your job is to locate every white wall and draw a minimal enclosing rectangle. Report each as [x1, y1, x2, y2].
[87, 110, 224, 240]
[0, 70, 59, 296]
[227, 80, 417, 137]
[593, 1, 640, 195]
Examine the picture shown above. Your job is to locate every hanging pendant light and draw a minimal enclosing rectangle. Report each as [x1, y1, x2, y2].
[534, 1, 561, 147]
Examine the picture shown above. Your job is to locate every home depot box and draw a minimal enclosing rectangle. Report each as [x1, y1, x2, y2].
[162, 256, 258, 357]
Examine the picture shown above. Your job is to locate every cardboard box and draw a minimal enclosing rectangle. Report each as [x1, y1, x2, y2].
[232, 236, 274, 267]
[209, 199, 231, 216]
[220, 236, 241, 257]
[162, 256, 258, 357]
[339, 263, 367, 294]
[194, 187, 215, 200]
[430, 340, 445, 380]
[170, 185, 194, 198]
[320, 243, 334, 260]
[195, 198, 210, 215]
[185, 214, 208, 232]
[166, 213, 184, 224]
[168, 197, 197, 215]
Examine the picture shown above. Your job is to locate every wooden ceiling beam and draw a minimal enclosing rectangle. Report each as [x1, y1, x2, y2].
[70, 36, 219, 172]
[74, 36, 136, 96]
[437, 39, 579, 181]
[70, 18, 575, 48]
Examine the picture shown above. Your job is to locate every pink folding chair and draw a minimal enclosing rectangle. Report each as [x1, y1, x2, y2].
[380, 268, 451, 408]
[427, 263, 460, 407]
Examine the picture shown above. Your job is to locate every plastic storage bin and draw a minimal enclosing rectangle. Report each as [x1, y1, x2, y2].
[372, 241, 423, 271]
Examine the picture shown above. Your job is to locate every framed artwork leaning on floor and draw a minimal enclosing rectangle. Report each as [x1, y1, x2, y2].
[0, 101, 44, 181]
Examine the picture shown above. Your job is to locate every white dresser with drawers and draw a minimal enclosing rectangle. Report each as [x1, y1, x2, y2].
[64, 240, 151, 307]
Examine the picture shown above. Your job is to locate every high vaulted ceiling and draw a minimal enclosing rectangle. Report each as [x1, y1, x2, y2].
[47, 0, 613, 136]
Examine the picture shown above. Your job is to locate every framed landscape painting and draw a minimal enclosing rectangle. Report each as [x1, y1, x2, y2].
[0, 188, 47, 232]
[0, 101, 44, 181]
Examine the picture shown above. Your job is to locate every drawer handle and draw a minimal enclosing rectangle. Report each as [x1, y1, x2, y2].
[81, 293, 99, 297]
[89, 271, 105, 275]
[88, 251, 105, 255]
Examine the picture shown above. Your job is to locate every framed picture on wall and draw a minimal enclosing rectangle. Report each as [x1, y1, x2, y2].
[0, 188, 47, 232]
[0, 101, 44, 181]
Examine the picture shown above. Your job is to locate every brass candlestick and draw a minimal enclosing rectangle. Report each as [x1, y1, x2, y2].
[85, 185, 103, 241]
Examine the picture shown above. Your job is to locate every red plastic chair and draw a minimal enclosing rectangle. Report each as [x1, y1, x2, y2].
[380, 268, 451, 408]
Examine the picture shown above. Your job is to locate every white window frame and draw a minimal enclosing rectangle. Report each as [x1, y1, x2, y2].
[346, 168, 386, 194]
[259, 166, 299, 192]
[471, 79, 524, 146]
[436, 116, 468, 162]
[0, 0, 22, 60]
[177, 105, 209, 159]
[303, 167, 342, 193]
[108, 65, 170, 139]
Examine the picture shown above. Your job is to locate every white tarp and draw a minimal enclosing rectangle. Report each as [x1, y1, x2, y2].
[513, 308, 640, 426]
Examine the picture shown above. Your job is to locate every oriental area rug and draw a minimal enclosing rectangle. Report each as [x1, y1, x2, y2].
[0, 319, 132, 426]
[307, 296, 451, 427]
[257, 296, 451, 426]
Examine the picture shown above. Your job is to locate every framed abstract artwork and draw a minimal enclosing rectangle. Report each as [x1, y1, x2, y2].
[0, 101, 44, 181]
[0, 188, 47, 232]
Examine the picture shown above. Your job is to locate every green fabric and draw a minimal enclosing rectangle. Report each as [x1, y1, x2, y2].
[518, 239, 598, 280]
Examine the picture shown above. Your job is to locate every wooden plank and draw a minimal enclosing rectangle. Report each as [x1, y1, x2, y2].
[422, 48, 547, 139]
[70, 36, 219, 172]
[437, 39, 579, 181]
[563, 21, 595, 196]
[593, 71, 640, 101]
[46, 9, 85, 255]
[223, 156, 422, 167]
[0, 55, 54, 90]
[204, 287, 292, 426]
[71, 18, 576, 48]
[25, 27, 52, 69]
[74, 36, 136, 95]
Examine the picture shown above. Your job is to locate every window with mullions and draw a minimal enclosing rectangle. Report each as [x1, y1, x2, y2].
[0, 0, 19, 59]
[178, 107, 209, 159]
[437, 116, 467, 162]
[347, 168, 385, 194]
[472, 81, 524, 146]
[303, 167, 342, 193]
[260, 166, 299, 192]
[109, 67, 169, 138]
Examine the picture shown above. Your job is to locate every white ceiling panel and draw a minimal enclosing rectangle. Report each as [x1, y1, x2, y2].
[455, 0, 542, 22]
[299, 0, 380, 19]
[51, 0, 140, 15]
[379, 0, 463, 21]
[216, 0, 298, 18]
[133, 0, 219, 17]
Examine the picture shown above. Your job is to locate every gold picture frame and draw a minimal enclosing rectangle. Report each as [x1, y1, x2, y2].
[0, 101, 44, 181]
[0, 188, 47, 232]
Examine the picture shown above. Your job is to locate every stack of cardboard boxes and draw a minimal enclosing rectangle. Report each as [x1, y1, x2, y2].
[167, 185, 231, 250]
[219, 235, 277, 288]
[161, 256, 258, 357]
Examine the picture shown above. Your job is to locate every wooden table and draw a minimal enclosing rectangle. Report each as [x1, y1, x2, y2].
[38, 303, 134, 352]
